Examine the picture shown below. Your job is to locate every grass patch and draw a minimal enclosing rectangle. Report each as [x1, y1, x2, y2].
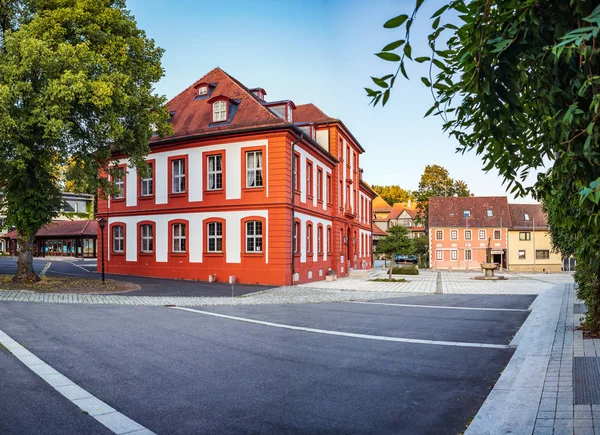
[0, 275, 139, 294]
[390, 266, 419, 275]
[370, 278, 407, 282]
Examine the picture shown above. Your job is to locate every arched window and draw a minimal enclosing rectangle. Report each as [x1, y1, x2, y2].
[245, 220, 263, 253]
[213, 100, 227, 122]
[327, 227, 332, 253]
[306, 223, 313, 253]
[112, 225, 124, 252]
[207, 221, 223, 252]
[172, 223, 187, 252]
[317, 225, 323, 253]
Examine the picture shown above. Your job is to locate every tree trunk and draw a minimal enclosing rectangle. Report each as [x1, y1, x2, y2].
[13, 235, 40, 283]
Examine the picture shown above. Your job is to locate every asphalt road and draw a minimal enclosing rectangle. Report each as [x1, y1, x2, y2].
[0, 256, 271, 297]
[0, 294, 535, 435]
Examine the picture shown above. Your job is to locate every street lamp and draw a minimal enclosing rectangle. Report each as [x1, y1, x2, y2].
[97, 217, 105, 284]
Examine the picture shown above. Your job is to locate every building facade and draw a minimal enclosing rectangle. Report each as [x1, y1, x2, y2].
[97, 68, 375, 286]
[507, 204, 562, 272]
[428, 196, 511, 270]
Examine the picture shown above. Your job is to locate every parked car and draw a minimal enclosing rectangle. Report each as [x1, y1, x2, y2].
[394, 254, 418, 264]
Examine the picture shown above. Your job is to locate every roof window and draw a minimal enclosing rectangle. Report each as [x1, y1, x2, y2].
[463, 209, 471, 218]
[524, 213, 530, 221]
[487, 209, 493, 217]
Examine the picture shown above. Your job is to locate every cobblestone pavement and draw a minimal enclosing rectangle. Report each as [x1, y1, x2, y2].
[0, 287, 421, 307]
[299, 270, 574, 295]
[532, 285, 599, 435]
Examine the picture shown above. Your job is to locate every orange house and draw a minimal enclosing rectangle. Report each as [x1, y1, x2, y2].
[428, 197, 512, 270]
[97, 68, 376, 286]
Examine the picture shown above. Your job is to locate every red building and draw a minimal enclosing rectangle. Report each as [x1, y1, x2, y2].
[97, 68, 376, 285]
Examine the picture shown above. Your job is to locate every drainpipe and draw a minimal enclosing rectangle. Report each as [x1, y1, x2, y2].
[290, 134, 304, 285]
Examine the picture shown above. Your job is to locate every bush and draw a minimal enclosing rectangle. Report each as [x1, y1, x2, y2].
[370, 278, 406, 282]
[390, 266, 419, 275]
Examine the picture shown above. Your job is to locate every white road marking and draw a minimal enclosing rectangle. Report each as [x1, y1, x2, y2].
[171, 306, 508, 350]
[0, 328, 155, 435]
[40, 262, 51, 277]
[68, 262, 92, 273]
[350, 301, 530, 312]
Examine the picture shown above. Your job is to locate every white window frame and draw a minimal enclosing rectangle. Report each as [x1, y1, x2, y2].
[479, 229, 486, 240]
[436, 250, 443, 261]
[294, 222, 300, 253]
[141, 224, 153, 253]
[464, 230, 472, 240]
[317, 169, 323, 201]
[213, 100, 227, 122]
[172, 159, 185, 194]
[450, 229, 458, 240]
[207, 222, 223, 253]
[140, 164, 153, 197]
[113, 226, 124, 252]
[287, 105, 293, 122]
[317, 226, 323, 253]
[463, 209, 471, 218]
[327, 227, 331, 253]
[172, 223, 186, 252]
[518, 250, 526, 260]
[306, 162, 313, 197]
[114, 168, 125, 199]
[523, 213, 530, 221]
[207, 155, 223, 190]
[451, 250, 458, 261]
[436, 230, 443, 240]
[465, 249, 472, 261]
[246, 221, 263, 253]
[306, 224, 313, 253]
[198, 86, 208, 96]
[246, 151, 263, 188]
[487, 209, 493, 217]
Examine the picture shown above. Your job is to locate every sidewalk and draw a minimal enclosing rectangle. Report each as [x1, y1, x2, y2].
[467, 283, 598, 435]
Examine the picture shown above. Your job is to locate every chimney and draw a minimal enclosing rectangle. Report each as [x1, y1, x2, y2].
[408, 199, 411, 207]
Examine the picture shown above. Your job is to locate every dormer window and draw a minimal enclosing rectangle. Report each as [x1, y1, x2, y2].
[198, 86, 208, 96]
[487, 209, 493, 217]
[287, 105, 293, 123]
[213, 100, 227, 122]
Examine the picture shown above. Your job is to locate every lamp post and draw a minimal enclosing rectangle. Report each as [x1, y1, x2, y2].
[97, 217, 105, 284]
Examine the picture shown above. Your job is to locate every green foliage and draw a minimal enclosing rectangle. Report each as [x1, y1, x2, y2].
[369, 0, 600, 330]
[375, 225, 413, 257]
[371, 184, 413, 205]
[390, 266, 419, 275]
[414, 164, 471, 225]
[411, 235, 429, 255]
[0, 0, 170, 278]
[370, 277, 407, 282]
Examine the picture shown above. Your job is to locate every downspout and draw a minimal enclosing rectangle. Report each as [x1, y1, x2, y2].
[290, 134, 304, 285]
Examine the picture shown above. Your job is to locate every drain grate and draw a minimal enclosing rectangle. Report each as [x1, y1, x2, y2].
[574, 357, 600, 404]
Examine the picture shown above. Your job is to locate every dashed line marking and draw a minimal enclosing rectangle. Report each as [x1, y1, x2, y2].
[171, 306, 508, 349]
[40, 262, 51, 277]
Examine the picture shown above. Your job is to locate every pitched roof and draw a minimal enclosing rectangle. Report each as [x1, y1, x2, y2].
[372, 225, 389, 236]
[294, 103, 337, 123]
[428, 196, 512, 228]
[4, 220, 98, 240]
[387, 202, 418, 220]
[372, 195, 392, 212]
[508, 203, 548, 230]
[153, 67, 287, 141]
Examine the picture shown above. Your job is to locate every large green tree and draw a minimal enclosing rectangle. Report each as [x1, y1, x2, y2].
[371, 184, 413, 205]
[375, 225, 413, 280]
[367, 1, 600, 330]
[0, 0, 170, 282]
[414, 164, 471, 225]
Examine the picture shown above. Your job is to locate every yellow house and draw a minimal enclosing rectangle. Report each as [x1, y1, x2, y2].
[507, 204, 562, 273]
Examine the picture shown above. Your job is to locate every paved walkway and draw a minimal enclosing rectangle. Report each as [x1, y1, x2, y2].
[467, 283, 600, 435]
[299, 270, 574, 295]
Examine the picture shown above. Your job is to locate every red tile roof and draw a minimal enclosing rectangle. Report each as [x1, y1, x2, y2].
[428, 196, 512, 228]
[152, 68, 287, 141]
[4, 220, 98, 240]
[372, 225, 389, 236]
[508, 203, 548, 230]
[294, 103, 337, 123]
[387, 202, 419, 220]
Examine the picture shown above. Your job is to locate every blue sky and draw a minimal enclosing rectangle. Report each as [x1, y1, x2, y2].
[127, 0, 540, 202]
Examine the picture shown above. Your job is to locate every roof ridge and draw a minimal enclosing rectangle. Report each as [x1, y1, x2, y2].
[165, 66, 223, 106]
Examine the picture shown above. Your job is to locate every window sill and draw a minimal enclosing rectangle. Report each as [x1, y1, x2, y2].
[204, 189, 224, 195]
[241, 252, 264, 257]
[138, 195, 155, 200]
[111, 198, 125, 203]
[112, 252, 125, 256]
[169, 252, 188, 257]
[317, 199, 324, 205]
[169, 192, 187, 198]
[204, 252, 224, 257]
[307, 195, 314, 201]
[242, 186, 264, 192]
[139, 252, 154, 256]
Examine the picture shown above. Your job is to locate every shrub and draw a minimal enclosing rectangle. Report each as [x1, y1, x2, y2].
[370, 278, 406, 282]
[390, 266, 419, 275]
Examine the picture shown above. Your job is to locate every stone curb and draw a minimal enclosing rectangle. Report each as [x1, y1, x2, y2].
[466, 283, 567, 434]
